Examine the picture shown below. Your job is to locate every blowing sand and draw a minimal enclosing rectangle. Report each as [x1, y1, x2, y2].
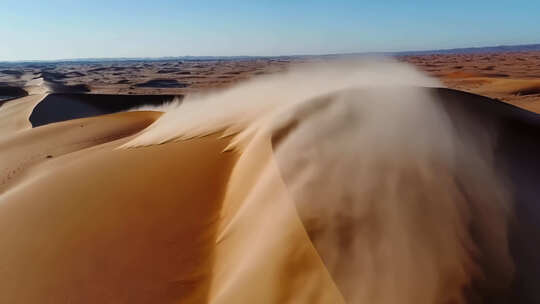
[0, 60, 539, 303]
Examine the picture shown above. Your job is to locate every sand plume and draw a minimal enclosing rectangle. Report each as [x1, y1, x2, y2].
[121, 59, 440, 147]
[267, 88, 512, 303]
[122, 60, 513, 303]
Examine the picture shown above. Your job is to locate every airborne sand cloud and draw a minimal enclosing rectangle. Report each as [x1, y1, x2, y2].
[123, 59, 513, 303]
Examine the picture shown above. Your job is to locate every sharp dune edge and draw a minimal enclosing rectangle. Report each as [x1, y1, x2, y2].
[0, 94, 46, 133]
[0, 60, 521, 303]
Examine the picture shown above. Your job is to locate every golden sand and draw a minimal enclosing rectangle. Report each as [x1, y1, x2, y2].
[0, 61, 520, 303]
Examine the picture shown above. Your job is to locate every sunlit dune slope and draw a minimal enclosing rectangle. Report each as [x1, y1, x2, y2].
[0, 109, 162, 193]
[0, 110, 339, 303]
[0, 94, 46, 133]
[0, 134, 237, 303]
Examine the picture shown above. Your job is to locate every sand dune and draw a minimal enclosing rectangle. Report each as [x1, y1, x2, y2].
[0, 86, 27, 105]
[30, 93, 176, 127]
[0, 94, 46, 133]
[451, 77, 540, 112]
[402, 51, 540, 113]
[1, 61, 540, 303]
[0, 134, 235, 303]
[0, 59, 289, 95]
[0, 95, 343, 304]
[0, 110, 161, 193]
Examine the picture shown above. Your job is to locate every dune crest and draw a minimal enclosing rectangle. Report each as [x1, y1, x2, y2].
[121, 59, 440, 147]
[206, 88, 512, 303]
[122, 60, 512, 303]
[0, 94, 46, 134]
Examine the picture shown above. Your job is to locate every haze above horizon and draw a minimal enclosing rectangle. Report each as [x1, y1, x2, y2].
[1, 0, 539, 61]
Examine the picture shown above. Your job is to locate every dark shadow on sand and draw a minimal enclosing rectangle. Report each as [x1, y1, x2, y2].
[433, 88, 540, 304]
[29, 93, 180, 127]
[134, 79, 188, 88]
[0, 86, 28, 107]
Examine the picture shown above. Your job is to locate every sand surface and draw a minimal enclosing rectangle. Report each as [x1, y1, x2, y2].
[0, 92, 341, 303]
[0, 94, 46, 133]
[401, 51, 540, 112]
[2, 51, 540, 112]
[1, 58, 540, 303]
[0, 134, 236, 303]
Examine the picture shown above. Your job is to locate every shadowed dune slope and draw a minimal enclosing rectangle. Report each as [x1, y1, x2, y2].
[0, 86, 28, 106]
[29, 93, 179, 127]
[432, 89, 540, 304]
[269, 87, 540, 303]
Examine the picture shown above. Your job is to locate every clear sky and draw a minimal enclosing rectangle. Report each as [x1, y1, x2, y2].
[1, 0, 539, 61]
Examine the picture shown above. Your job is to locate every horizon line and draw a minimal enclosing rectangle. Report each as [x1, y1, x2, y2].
[2, 42, 540, 64]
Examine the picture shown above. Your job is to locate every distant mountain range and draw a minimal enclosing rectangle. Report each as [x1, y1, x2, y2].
[1, 43, 539, 65]
[391, 43, 540, 56]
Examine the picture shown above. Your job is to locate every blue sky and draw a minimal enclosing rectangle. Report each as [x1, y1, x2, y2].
[0, 0, 539, 61]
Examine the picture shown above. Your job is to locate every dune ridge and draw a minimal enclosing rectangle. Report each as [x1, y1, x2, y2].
[120, 61, 514, 303]
[29, 93, 177, 127]
[121, 59, 440, 147]
[0, 94, 47, 133]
